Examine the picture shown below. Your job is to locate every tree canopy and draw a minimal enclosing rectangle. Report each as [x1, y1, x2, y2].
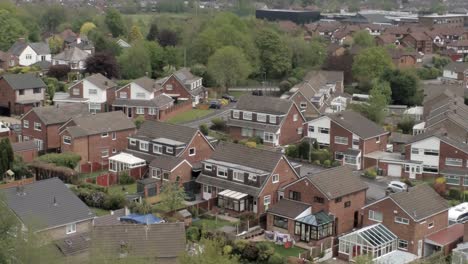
[352, 30, 375, 48]
[0, 9, 27, 51]
[105, 8, 126, 37]
[85, 52, 120, 78]
[352, 46, 393, 88]
[255, 28, 292, 78]
[118, 41, 151, 79]
[80, 22, 96, 36]
[381, 68, 422, 106]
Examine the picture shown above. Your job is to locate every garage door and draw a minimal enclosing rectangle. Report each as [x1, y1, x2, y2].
[388, 164, 402, 177]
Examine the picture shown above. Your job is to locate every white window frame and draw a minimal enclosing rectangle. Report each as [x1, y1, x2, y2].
[293, 114, 298, 121]
[243, 111, 252, 120]
[136, 92, 146, 98]
[264, 132, 275, 143]
[23, 120, 29, 128]
[264, 195, 271, 209]
[166, 84, 173, 91]
[300, 102, 307, 109]
[395, 216, 409, 225]
[257, 113, 267, 122]
[148, 108, 157, 115]
[101, 149, 109, 158]
[297, 127, 303, 135]
[309, 126, 314, 133]
[88, 89, 98, 95]
[101, 132, 109, 138]
[319, 127, 329, 134]
[34, 122, 41, 131]
[217, 166, 228, 178]
[368, 210, 383, 222]
[272, 174, 279, 183]
[129, 138, 136, 145]
[232, 110, 239, 119]
[411, 148, 419, 154]
[269, 115, 276, 124]
[112, 148, 116, 153]
[112, 132, 116, 140]
[189, 147, 196, 156]
[63, 136, 72, 145]
[166, 146, 173, 154]
[136, 107, 144, 115]
[428, 221, 434, 229]
[152, 168, 161, 179]
[120, 92, 127, 99]
[153, 144, 162, 154]
[139, 141, 149, 151]
[66, 223, 76, 234]
[204, 164, 212, 171]
[445, 158, 463, 167]
[398, 239, 408, 250]
[376, 136, 380, 143]
[445, 175, 459, 185]
[334, 136, 348, 145]
[233, 171, 244, 182]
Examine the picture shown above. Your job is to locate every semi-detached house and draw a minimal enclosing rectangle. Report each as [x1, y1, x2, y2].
[0, 73, 46, 116]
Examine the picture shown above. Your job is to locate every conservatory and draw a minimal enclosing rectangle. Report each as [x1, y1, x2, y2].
[108, 153, 146, 172]
[338, 224, 398, 261]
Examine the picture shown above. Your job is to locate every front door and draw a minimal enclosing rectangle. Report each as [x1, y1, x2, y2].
[253, 200, 257, 213]
[353, 211, 359, 228]
[418, 240, 423, 257]
[127, 107, 132, 118]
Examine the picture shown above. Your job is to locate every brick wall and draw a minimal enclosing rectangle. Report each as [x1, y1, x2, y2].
[69, 81, 84, 98]
[278, 105, 305, 146]
[0, 78, 16, 115]
[160, 75, 191, 100]
[291, 92, 320, 120]
[330, 121, 353, 154]
[15, 148, 38, 163]
[181, 131, 214, 165]
[21, 110, 47, 148]
[158, 101, 193, 121]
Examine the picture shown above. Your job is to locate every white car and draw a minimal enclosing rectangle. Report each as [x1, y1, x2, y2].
[449, 202, 468, 224]
[386, 181, 408, 194]
[0, 122, 10, 134]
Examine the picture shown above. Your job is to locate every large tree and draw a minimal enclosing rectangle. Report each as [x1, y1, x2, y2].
[40, 5, 66, 32]
[143, 41, 166, 77]
[48, 35, 63, 54]
[352, 30, 375, 48]
[85, 52, 120, 78]
[146, 21, 159, 41]
[255, 28, 291, 78]
[157, 29, 178, 47]
[0, 9, 27, 51]
[352, 47, 393, 88]
[381, 68, 422, 106]
[118, 41, 151, 79]
[207, 46, 252, 91]
[80, 22, 96, 36]
[289, 37, 326, 69]
[352, 79, 392, 124]
[105, 8, 126, 37]
[158, 182, 186, 213]
[128, 26, 143, 43]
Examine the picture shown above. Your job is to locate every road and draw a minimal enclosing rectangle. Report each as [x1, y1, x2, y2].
[181, 103, 235, 128]
[362, 176, 391, 204]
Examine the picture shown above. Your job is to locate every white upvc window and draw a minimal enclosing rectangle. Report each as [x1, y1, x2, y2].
[153, 144, 162, 154]
[101, 149, 109, 158]
[204, 164, 212, 171]
[428, 221, 434, 229]
[308, 126, 314, 133]
[424, 149, 439, 156]
[411, 148, 419, 154]
[166, 146, 173, 154]
[72, 88, 80, 96]
[89, 89, 97, 95]
[112, 132, 116, 140]
[446, 158, 463, 167]
[241, 128, 253, 137]
[34, 122, 41, 131]
[319, 127, 329, 134]
[120, 92, 127, 98]
[136, 92, 146, 98]
[300, 102, 307, 109]
[23, 120, 29, 128]
[368, 210, 383, 222]
[63, 136, 72, 145]
[233, 171, 244, 182]
[269, 115, 276, 124]
[136, 107, 144, 115]
[148, 108, 157, 115]
[272, 174, 279, 183]
[257, 113, 267, 122]
[264, 132, 275, 143]
[297, 127, 303, 135]
[243, 111, 252, 120]
[166, 84, 173, 90]
[335, 136, 348, 145]
[139, 141, 149, 151]
[398, 239, 408, 250]
[189, 148, 196, 156]
[129, 139, 136, 145]
[293, 114, 298, 121]
[217, 166, 228, 178]
[66, 223, 76, 234]
[232, 110, 239, 119]
[376, 136, 380, 143]
[101, 132, 108, 138]
[264, 195, 271, 210]
[152, 168, 161, 179]
[395, 216, 409, 225]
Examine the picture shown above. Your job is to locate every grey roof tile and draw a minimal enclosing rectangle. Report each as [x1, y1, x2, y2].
[328, 111, 388, 139]
[149, 156, 185, 171]
[29, 42, 51, 54]
[267, 199, 310, 219]
[28, 104, 90, 125]
[132, 76, 162, 92]
[135, 121, 197, 144]
[113, 94, 173, 108]
[236, 95, 293, 115]
[85, 73, 117, 90]
[2, 73, 46, 90]
[64, 111, 135, 138]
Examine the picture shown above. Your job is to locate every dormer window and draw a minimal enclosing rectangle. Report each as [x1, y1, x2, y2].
[233, 171, 244, 182]
[217, 167, 227, 178]
[269, 115, 276, 124]
[136, 92, 145, 98]
[243, 112, 252, 120]
[232, 110, 239, 119]
[257, 114, 266, 122]
[166, 146, 173, 154]
[139, 141, 149, 151]
[153, 144, 162, 154]
[204, 164, 212, 171]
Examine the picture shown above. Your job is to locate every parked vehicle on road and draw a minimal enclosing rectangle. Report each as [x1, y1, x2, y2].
[449, 202, 468, 224]
[209, 100, 222, 109]
[222, 94, 237, 102]
[386, 181, 408, 194]
[252, 90, 263, 96]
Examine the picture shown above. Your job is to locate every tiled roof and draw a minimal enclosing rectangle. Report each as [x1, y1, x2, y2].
[93, 209, 126, 226]
[444, 62, 468, 73]
[328, 111, 388, 139]
[267, 199, 310, 219]
[85, 73, 117, 90]
[54, 47, 89, 62]
[64, 111, 135, 138]
[236, 95, 293, 115]
[113, 94, 174, 108]
[135, 121, 197, 144]
[11, 140, 37, 152]
[55, 232, 91, 256]
[306, 165, 368, 199]
[389, 184, 449, 221]
[1, 73, 46, 90]
[29, 104, 90, 125]
[149, 156, 186, 171]
[91, 222, 186, 259]
[29, 42, 51, 54]
[196, 174, 262, 197]
[132, 76, 163, 92]
[0, 178, 94, 231]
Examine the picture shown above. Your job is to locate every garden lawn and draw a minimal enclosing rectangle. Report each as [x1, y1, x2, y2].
[192, 217, 236, 231]
[79, 169, 106, 179]
[90, 207, 109, 216]
[268, 242, 305, 258]
[228, 91, 248, 99]
[108, 183, 137, 195]
[167, 109, 214, 124]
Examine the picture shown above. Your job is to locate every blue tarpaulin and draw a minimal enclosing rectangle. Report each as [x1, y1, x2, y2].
[120, 214, 163, 225]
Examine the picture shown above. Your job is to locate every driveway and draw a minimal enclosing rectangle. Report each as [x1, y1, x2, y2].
[361, 176, 392, 204]
[181, 103, 236, 128]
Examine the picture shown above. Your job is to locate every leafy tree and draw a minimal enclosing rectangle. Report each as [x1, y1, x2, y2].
[48, 35, 63, 54]
[40, 5, 66, 32]
[432, 56, 451, 69]
[352, 47, 393, 88]
[159, 181, 186, 212]
[179, 239, 240, 264]
[255, 28, 291, 78]
[157, 28, 178, 47]
[146, 21, 159, 41]
[105, 8, 126, 37]
[381, 68, 422, 106]
[0, 9, 27, 51]
[84, 52, 120, 78]
[397, 115, 415, 134]
[80, 22, 96, 36]
[118, 41, 151, 79]
[352, 79, 391, 124]
[88, 30, 122, 56]
[289, 37, 326, 69]
[199, 124, 209, 136]
[207, 46, 252, 92]
[352, 30, 375, 48]
[43, 77, 59, 101]
[128, 25, 143, 43]
[0, 138, 14, 176]
[143, 41, 166, 77]
[134, 116, 145, 129]
[47, 65, 71, 80]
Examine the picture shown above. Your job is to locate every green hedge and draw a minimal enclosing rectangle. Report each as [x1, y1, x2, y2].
[37, 153, 81, 169]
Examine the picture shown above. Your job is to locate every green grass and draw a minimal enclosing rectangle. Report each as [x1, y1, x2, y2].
[108, 183, 137, 195]
[167, 109, 214, 124]
[267, 242, 305, 258]
[90, 207, 110, 216]
[228, 91, 248, 99]
[79, 169, 107, 179]
[192, 217, 236, 231]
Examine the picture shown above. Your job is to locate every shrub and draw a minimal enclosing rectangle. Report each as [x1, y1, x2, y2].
[433, 177, 447, 196]
[234, 239, 249, 253]
[223, 245, 233, 255]
[268, 253, 286, 264]
[298, 141, 310, 160]
[48, 65, 71, 80]
[363, 168, 377, 179]
[397, 115, 415, 134]
[402, 178, 414, 187]
[449, 200, 461, 207]
[332, 160, 341, 167]
[323, 160, 331, 167]
[310, 149, 332, 163]
[279, 80, 292, 93]
[103, 193, 126, 210]
[199, 123, 209, 136]
[186, 226, 201, 242]
[248, 136, 263, 145]
[257, 242, 275, 262]
[313, 160, 321, 165]
[134, 116, 145, 129]
[78, 182, 107, 192]
[119, 172, 135, 185]
[285, 145, 298, 158]
[210, 118, 226, 131]
[37, 153, 81, 169]
[245, 141, 257, 148]
[448, 189, 461, 200]
[242, 244, 259, 262]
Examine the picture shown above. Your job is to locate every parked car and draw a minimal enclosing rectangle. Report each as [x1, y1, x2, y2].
[252, 90, 263, 96]
[386, 181, 408, 194]
[222, 94, 237, 102]
[209, 100, 222, 109]
[449, 202, 468, 224]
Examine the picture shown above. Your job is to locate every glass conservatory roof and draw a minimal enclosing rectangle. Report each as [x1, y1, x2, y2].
[296, 211, 334, 226]
[340, 224, 397, 247]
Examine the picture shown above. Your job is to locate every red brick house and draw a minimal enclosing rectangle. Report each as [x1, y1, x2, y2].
[53, 73, 117, 113]
[0, 74, 46, 116]
[306, 111, 389, 170]
[59, 111, 136, 165]
[196, 142, 300, 216]
[227, 95, 306, 146]
[402, 32, 433, 54]
[0, 51, 18, 70]
[156, 68, 206, 107]
[113, 76, 174, 120]
[266, 166, 368, 248]
[123, 121, 215, 194]
[361, 184, 449, 258]
[21, 104, 89, 152]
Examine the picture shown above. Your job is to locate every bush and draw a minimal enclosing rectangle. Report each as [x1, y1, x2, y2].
[285, 145, 298, 158]
[134, 116, 145, 129]
[248, 136, 263, 145]
[234, 239, 249, 253]
[397, 115, 415, 134]
[363, 168, 377, 179]
[448, 189, 461, 200]
[103, 193, 126, 210]
[119, 172, 135, 185]
[186, 226, 201, 242]
[245, 141, 257, 148]
[332, 160, 341, 167]
[402, 178, 414, 187]
[223, 245, 233, 255]
[48, 65, 71, 80]
[257, 242, 275, 262]
[242, 244, 259, 262]
[279, 80, 292, 93]
[37, 153, 81, 169]
[210, 118, 226, 131]
[78, 182, 107, 192]
[298, 141, 310, 160]
[323, 160, 331, 167]
[199, 123, 209, 136]
[433, 177, 447, 196]
[310, 149, 332, 163]
[268, 253, 286, 264]
[313, 160, 321, 165]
